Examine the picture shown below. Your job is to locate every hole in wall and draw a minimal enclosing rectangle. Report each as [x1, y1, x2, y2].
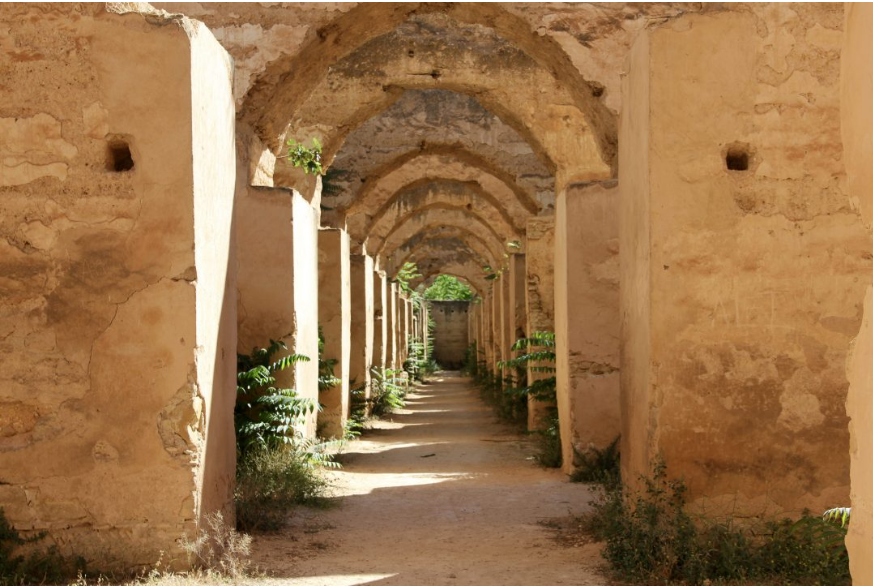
[724, 142, 751, 172]
[106, 138, 134, 172]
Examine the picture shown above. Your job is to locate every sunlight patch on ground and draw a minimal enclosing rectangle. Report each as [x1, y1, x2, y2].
[266, 572, 397, 586]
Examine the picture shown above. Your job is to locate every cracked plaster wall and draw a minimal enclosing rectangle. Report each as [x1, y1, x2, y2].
[620, 4, 865, 515]
[0, 5, 236, 569]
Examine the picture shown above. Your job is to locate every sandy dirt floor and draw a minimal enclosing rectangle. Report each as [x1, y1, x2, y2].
[251, 372, 608, 586]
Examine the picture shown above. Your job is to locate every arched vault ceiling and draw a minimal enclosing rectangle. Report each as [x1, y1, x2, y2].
[329, 89, 554, 206]
[380, 211, 506, 268]
[342, 151, 540, 242]
[405, 251, 488, 296]
[354, 179, 522, 251]
[391, 226, 500, 274]
[392, 235, 491, 278]
[269, 13, 612, 186]
[371, 203, 518, 260]
[240, 4, 621, 177]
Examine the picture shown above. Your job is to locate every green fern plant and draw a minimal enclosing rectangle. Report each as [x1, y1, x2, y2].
[823, 507, 851, 528]
[395, 262, 421, 294]
[317, 327, 341, 392]
[369, 367, 406, 417]
[235, 337, 315, 456]
[286, 137, 323, 176]
[498, 331, 556, 402]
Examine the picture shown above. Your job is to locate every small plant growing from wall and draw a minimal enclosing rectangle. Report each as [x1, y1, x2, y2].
[395, 261, 421, 293]
[286, 137, 324, 176]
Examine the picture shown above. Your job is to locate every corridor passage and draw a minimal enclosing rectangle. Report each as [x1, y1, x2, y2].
[252, 372, 607, 585]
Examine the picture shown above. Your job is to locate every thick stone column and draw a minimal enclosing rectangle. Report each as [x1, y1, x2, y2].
[373, 270, 388, 372]
[491, 281, 503, 376]
[525, 218, 555, 431]
[555, 181, 621, 472]
[349, 254, 374, 400]
[387, 282, 398, 370]
[0, 10, 236, 569]
[317, 228, 350, 438]
[620, 10, 865, 514]
[842, 5, 873, 581]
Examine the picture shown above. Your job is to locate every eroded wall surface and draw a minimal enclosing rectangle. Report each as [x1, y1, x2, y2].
[841, 3, 873, 582]
[349, 254, 374, 399]
[432, 302, 470, 369]
[555, 181, 621, 470]
[317, 228, 351, 438]
[0, 5, 235, 568]
[525, 217, 556, 430]
[621, 5, 865, 514]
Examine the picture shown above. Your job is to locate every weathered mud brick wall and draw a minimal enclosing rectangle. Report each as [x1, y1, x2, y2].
[431, 302, 470, 369]
[525, 217, 555, 430]
[317, 228, 351, 438]
[841, 3, 873, 582]
[620, 5, 869, 515]
[555, 181, 620, 471]
[0, 5, 236, 569]
[349, 254, 374, 399]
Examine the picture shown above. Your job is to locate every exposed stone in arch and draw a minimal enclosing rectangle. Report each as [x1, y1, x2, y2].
[341, 150, 543, 245]
[378, 208, 508, 264]
[364, 186, 522, 255]
[390, 227, 501, 276]
[241, 4, 617, 175]
[263, 14, 612, 188]
[329, 89, 554, 207]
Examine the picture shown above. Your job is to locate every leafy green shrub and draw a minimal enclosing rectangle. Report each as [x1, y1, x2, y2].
[582, 461, 850, 585]
[317, 327, 341, 392]
[286, 137, 323, 176]
[423, 275, 474, 301]
[0, 509, 82, 585]
[235, 338, 314, 455]
[235, 446, 333, 532]
[369, 368, 406, 417]
[571, 436, 620, 485]
[499, 331, 556, 403]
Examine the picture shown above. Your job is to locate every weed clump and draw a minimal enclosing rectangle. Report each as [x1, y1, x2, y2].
[581, 461, 850, 585]
[0, 509, 83, 585]
[571, 436, 621, 486]
[235, 446, 333, 532]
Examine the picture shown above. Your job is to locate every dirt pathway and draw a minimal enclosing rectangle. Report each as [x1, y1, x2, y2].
[252, 372, 607, 586]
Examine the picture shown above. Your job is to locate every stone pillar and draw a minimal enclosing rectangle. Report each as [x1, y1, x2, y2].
[555, 181, 621, 472]
[842, 5, 873, 581]
[349, 254, 374, 400]
[317, 228, 350, 439]
[0, 11, 236, 568]
[388, 282, 398, 370]
[619, 10, 863, 514]
[491, 281, 503, 376]
[373, 270, 388, 372]
[525, 218, 555, 431]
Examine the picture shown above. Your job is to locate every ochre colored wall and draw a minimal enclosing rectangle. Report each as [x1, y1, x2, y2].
[555, 181, 620, 471]
[317, 228, 351, 438]
[621, 6, 866, 515]
[0, 6, 235, 569]
[525, 218, 556, 430]
[431, 301, 470, 369]
[841, 3, 873, 583]
[349, 254, 375, 399]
